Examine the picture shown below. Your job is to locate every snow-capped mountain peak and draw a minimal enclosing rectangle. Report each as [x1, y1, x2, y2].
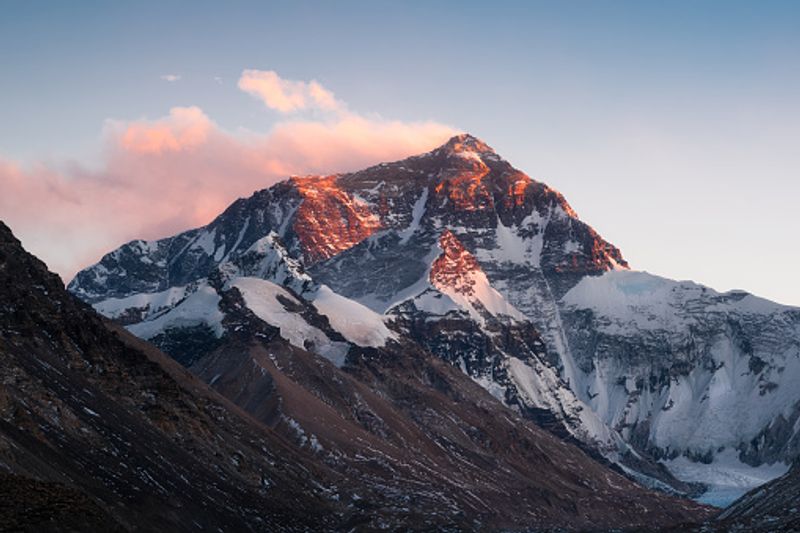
[436, 133, 497, 160]
[69, 135, 800, 505]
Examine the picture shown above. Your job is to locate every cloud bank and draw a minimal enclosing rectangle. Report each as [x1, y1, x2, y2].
[0, 70, 457, 282]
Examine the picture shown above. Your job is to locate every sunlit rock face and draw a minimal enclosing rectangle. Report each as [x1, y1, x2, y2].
[70, 134, 800, 501]
[430, 230, 483, 299]
[291, 174, 382, 264]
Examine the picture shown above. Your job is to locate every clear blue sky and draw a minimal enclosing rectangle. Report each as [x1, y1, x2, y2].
[1, 1, 799, 304]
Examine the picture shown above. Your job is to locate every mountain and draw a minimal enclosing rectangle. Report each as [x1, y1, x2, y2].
[184, 279, 710, 529]
[715, 460, 800, 531]
[1, 222, 711, 530]
[559, 270, 800, 503]
[70, 133, 800, 506]
[0, 221, 342, 531]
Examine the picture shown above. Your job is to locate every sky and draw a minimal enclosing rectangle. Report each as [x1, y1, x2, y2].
[1, 1, 798, 305]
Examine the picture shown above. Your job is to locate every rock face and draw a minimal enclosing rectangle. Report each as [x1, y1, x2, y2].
[560, 271, 800, 470]
[3, 230, 712, 531]
[0, 221, 339, 531]
[187, 286, 711, 530]
[0, 473, 121, 532]
[291, 175, 382, 263]
[70, 134, 800, 503]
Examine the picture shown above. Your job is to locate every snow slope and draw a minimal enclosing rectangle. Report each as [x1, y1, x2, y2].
[561, 270, 800, 496]
[311, 285, 396, 348]
[231, 277, 350, 367]
[127, 282, 224, 339]
[664, 449, 790, 507]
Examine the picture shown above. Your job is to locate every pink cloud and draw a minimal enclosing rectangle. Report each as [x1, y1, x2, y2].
[118, 106, 212, 154]
[0, 102, 457, 284]
[238, 70, 342, 113]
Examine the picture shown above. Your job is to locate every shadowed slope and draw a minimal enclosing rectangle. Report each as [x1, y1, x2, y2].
[0, 221, 340, 531]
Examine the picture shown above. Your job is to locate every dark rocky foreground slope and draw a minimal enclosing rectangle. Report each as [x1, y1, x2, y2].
[0, 221, 340, 531]
[0, 216, 715, 530]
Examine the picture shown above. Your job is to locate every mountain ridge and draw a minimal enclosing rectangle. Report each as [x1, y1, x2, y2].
[0, 220, 341, 531]
[69, 133, 800, 506]
[1, 218, 716, 530]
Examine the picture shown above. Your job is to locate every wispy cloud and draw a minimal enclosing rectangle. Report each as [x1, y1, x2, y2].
[160, 74, 181, 82]
[0, 70, 457, 282]
[238, 69, 342, 113]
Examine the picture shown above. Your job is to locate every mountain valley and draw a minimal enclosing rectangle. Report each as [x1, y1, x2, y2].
[3, 134, 798, 530]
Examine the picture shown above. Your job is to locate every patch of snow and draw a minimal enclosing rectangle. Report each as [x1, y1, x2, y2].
[712, 292, 794, 315]
[231, 277, 349, 367]
[471, 374, 507, 401]
[507, 357, 617, 451]
[409, 290, 461, 316]
[493, 220, 530, 264]
[190, 228, 217, 255]
[312, 285, 396, 348]
[274, 203, 300, 238]
[435, 262, 526, 323]
[397, 187, 428, 245]
[562, 270, 707, 333]
[234, 232, 311, 291]
[129, 239, 160, 258]
[213, 244, 226, 262]
[453, 149, 483, 163]
[563, 240, 581, 254]
[664, 449, 790, 508]
[309, 434, 323, 453]
[128, 282, 225, 339]
[284, 416, 308, 446]
[94, 285, 190, 320]
[475, 218, 543, 267]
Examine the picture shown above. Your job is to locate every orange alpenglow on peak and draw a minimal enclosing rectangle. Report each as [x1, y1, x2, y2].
[291, 175, 381, 264]
[276, 135, 627, 276]
[439, 133, 496, 156]
[430, 230, 482, 297]
[431, 135, 496, 211]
